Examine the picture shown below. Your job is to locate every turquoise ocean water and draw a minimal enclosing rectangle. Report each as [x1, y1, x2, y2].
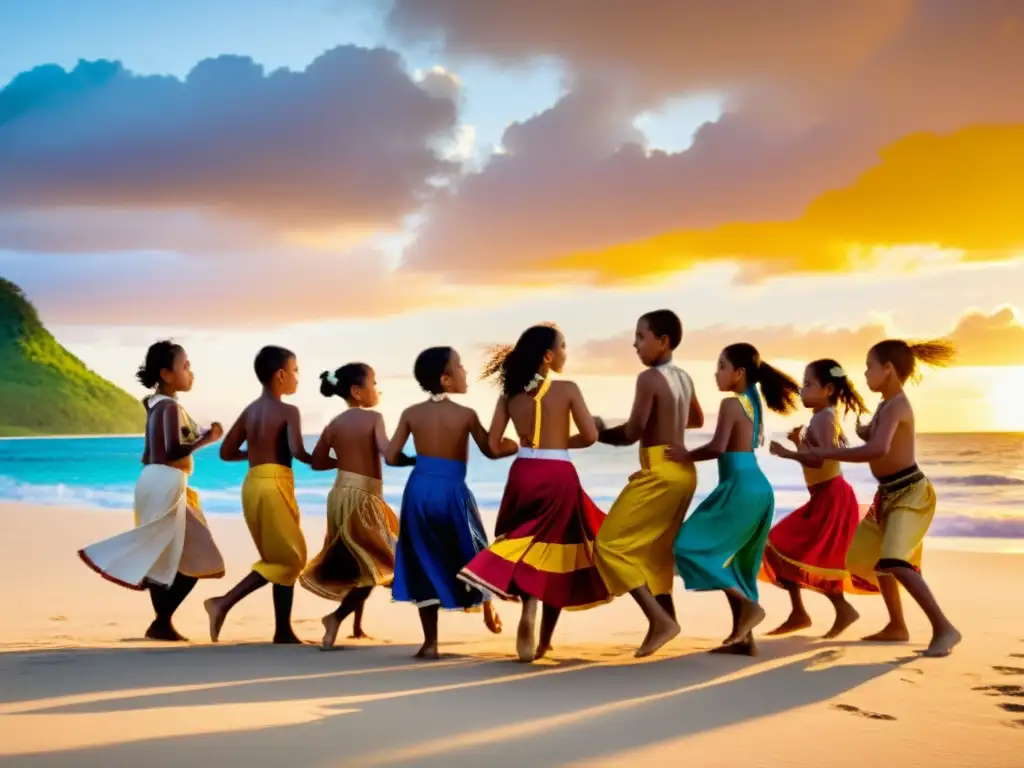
[1, 433, 1023, 545]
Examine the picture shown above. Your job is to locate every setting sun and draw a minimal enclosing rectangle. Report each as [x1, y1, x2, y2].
[986, 366, 1024, 432]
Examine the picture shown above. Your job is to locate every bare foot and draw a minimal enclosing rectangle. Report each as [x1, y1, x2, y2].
[710, 634, 758, 656]
[635, 619, 681, 658]
[862, 623, 910, 643]
[765, 611, 812, 636]
[823, 603, 860, 639]
[533, 642, 552, 661]
[921, 626, 962, 658]
[483, 602, 503, 635]
[348, 629, 370, 640]
[145, 621, 187, 642]
[274, 631, 304, 645]
[203, 597, 226, 643]
[413, 643, 440, 660]
[516, 602, 538, 663]
[725, 601, 766, 645]
[320, 614, 342, 650]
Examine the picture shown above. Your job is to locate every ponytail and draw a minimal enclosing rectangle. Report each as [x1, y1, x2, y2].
[722, 343, 800, 414]
[870, 338, 955, 383]
[320, 363, 369, 400]
[807, 358, 869, 419]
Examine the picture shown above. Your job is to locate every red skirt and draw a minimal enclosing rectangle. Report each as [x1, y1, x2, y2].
[458, 457, 610, 610]
[759, 475, 862, 595]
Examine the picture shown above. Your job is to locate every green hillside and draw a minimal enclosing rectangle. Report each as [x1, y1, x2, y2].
[0, 277, 146, 436]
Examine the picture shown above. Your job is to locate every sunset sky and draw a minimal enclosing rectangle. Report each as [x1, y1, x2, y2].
[1, 0, 1023, 433]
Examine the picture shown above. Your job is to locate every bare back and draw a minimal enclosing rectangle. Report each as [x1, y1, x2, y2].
[321, 409, 384, 478]
[241, 395, 295, 467]
[865, 393, 916, 479]
[404, 400, 483, 462]
[640, 365, 694, 448]
[507, 379, 576, 449]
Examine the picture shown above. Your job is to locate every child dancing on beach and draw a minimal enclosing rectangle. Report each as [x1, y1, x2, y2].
[593, 310, 704, 657]
[204, 346, 313, 644]
[388, 347, 518, 659]
[299, 363, 414, 650]
[671, 343, 799, 655]
[807, 339, 961, 657]
[458, 325, 609, 663]
[765, 358, 868, 638]
[79, 341, 225, 641]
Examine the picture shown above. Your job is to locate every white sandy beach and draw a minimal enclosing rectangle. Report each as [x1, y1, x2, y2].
[0, 501, 1021, 766]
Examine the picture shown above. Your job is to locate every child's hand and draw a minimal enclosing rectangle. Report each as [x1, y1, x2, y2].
[787, 426, 803, 444]
[666, 443, 689, 463]
[855, 417, 871, 442]
[206, 422, 224, 441]
[769, 440, 787, 457]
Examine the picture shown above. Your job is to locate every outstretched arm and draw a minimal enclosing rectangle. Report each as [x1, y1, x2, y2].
[286, 405, 313, 465]
[671, 399, 737, 463]
[472, 410, 518, 459]
[598, 372, 653, 447]
[487, 397, 512, 455]
[218, 411, 248, 462]
[813, 399, 902, 464]
[380, 413, 415, 467]
[568, 383, 599, 449]
[310, 425, 337, 471]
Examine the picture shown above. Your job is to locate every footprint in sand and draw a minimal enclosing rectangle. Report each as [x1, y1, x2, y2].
[1000, 703, 1024, 713]
[831, 704, 897, 721]
[972, 684, 1024, 697]
[992, 665, 1024, 676]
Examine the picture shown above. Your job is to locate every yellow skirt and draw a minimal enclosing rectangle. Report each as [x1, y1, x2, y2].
[594, 445, 697, 597]
[242, 464, 307, 586]
[300, 471, 399, 601]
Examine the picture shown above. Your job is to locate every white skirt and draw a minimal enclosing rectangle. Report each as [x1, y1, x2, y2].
[78, 464, 224, 590]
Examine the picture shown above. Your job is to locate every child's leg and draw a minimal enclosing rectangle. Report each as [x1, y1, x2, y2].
[350, 602, 367, 639]
[724, 588, 765, 645]
[272, 584, 302, 644]
[320, 586, 373, 650]
[414, 605, 440, 660]
[630, 585, 680, 658]
[516, 596, 539, 663]
[204, 570, 268, 642]
[482, 598, 503, 634]
[823, 592, 860, 639]
[862, 573, 910, 641]
[710, 593, 757, 656]
[655, 593, 676, 621]
[534, 603, 563, 661]
[883, 566, 960, 656]
[766, 580, 812, 635]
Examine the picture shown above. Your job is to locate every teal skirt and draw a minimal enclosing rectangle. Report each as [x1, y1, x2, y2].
[673, 452, 774, 602]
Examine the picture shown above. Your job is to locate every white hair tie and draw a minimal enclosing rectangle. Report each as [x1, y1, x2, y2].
[325, 372, 338, 386]
[830, 366, 846, 378]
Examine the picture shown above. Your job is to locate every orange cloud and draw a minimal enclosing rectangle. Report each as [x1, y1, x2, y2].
[547, 125, 1024, 281]
[574, 307, 1024, 374]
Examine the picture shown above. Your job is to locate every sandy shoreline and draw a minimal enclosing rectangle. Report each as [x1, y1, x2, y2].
[0, 501, 1021, 766]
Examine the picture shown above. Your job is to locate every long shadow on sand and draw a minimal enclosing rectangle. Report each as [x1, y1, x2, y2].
[0, 637, 909, 767]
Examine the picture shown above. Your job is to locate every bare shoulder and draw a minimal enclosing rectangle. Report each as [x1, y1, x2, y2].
[720, 397, 742, 415]
[552, 379, 582, 397]
[451, 401, 477, 419]
[637, 368, 660, 387]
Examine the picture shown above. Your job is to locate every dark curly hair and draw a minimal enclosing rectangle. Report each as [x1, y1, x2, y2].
[481, 324, 560, 399]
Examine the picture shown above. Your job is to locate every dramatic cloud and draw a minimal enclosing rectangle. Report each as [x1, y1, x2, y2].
[0, 47, 459, 236]
[549, 125, 1024, 281]
[574, 307, 1024, 374]
[395, 2, 1024, 282]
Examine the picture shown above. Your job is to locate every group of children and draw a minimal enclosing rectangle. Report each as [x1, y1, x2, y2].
[77, 310, 962, 661]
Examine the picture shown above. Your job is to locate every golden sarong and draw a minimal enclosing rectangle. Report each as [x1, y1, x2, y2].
[594, 445, 697, 597]
[242, 464, 307, 586]
[300, 471, 399, 601]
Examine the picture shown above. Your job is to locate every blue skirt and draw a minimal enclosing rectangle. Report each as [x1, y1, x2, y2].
[392, 456, 490, 610]
[673, 452, 774, 602]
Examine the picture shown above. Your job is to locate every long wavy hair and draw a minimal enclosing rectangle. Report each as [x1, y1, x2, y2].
[481, 324, 560, 399]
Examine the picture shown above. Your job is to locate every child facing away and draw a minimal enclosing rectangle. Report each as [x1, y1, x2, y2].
[765, 358, 869, 638]
[204, 346, 313, 644]
[387, 347, 518, 659]
[79, 341, 225, 641]
[593, 310, 704, 658]
[457, 324, 610, 663]
[670, 343, 800, 656]
[300, 362, 414, 650]
[807, 339, 961, 657]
